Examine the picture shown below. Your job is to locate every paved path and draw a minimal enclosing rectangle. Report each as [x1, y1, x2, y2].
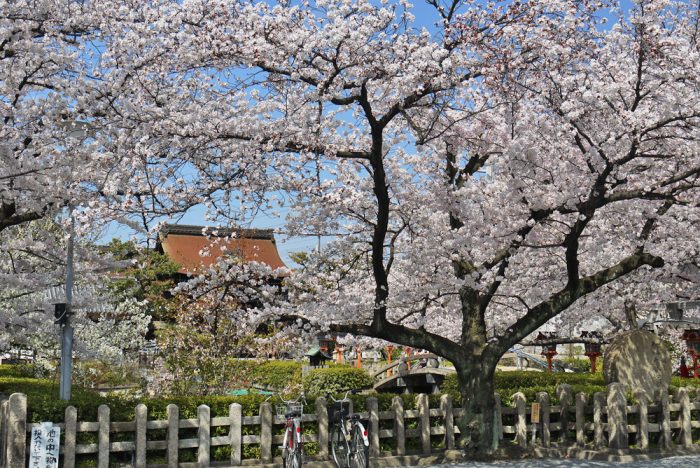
[416, 455, 700, 467]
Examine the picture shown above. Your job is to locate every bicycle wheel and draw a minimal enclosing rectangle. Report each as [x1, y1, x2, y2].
[330, 423, 350, 468]
[283, 446, 303, 468]
[350, 425, 369, 468]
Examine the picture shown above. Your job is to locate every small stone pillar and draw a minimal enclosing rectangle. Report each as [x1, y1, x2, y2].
[633, 389, 649, 451]
[658, 391, 672, 450]
[556, 384, 572, 443]
[367, 397, 380, 457]
[513, 392, 527, 448]
[6, 393, 26, 468]
[229, 403, 243, 466]
[64, 405, 77, 468]
[315, 397, 329, 459]
[98, 404, 110, 468]
[167, 404, 179, 467]
[440, 394, 455, 450]
[417, 393, 431, 455]
[197, 404, 210, 468]
[607, 383, 628, 449]
[135, 403, 147, 468]
[593, 392, 606, 449]
[536, 392, 551, 447]
[677, 387, 692, 448]
[575, 393, 587, 447]
[392, 396, 405, 456]
[259, 402, 273, 463]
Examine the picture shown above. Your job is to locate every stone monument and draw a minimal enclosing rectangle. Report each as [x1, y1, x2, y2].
[603, 329, 671, 396]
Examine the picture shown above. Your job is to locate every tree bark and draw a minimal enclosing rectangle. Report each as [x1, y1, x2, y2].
[454, 358, 497, 454]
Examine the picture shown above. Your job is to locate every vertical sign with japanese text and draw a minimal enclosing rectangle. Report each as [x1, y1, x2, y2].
[29, 422, 60, 468]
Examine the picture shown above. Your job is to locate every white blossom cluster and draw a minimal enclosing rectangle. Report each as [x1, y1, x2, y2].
[1, 1, 699, 368]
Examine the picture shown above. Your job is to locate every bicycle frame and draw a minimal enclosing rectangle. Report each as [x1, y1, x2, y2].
[328, 389, 370, 468]
[282, 415, 303, 450]
[266, 391, 306, 467]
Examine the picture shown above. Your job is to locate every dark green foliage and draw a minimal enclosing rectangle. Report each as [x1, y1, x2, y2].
[104, 239, 181, 321]
[302, 366, 373, 396]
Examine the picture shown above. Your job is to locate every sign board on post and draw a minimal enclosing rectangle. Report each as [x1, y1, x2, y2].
[530, 403, 540, 423]
[29, 422, 60, 468]
[530, 402, 540, 444]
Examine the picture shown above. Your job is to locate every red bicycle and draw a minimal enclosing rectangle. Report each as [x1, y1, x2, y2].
[270, 392, 307, 468]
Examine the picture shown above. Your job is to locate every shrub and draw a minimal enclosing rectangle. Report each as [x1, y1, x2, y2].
[250, 361, 302, 391]
[0, 364, 35, 378]
[442, 371, 608, 405]
[73, 361, 144, 388]
[303, 366, 373, 396]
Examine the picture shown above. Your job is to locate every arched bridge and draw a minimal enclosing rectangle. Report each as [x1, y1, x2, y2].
[372, 353, 455, 394]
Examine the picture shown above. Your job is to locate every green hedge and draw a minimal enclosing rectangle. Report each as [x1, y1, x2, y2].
[443, 371, 700, 405]
[0, 363, 40, 378]
[303, 366, 373, 395]
[251, 361, 302, 390]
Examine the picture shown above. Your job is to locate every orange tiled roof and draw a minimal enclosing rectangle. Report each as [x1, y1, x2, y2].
[158, 224, 287, 275]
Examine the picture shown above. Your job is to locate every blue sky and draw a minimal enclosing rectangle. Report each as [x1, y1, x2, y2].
[100, 0, 637, 266]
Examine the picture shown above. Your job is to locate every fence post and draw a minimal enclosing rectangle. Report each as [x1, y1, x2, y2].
[6, 393, 26, 468]
[98, 404, 110, 468]
[513, 392, 527, 448]
[593, 392, 605, 449]
[493, 393, 503, 450]
[659, 391, 671, 450]
[677, 387, 692, 448]
[167, 404, 179, 468]
[607, 383, 627, 449]
[556, 384, 572, 443]
[392, 396, 405, 456]
[135, 403, 147, 468]
[314, 398, 328, 460]
[230, 403, 242, 466]
[417, 393, 431, 455]
[0, 398, 8, 467]
[260, 401, 273, 463]
[64, 405, 77, 468]
[575, 393, 586, 447]
[440, 394, 454, 450]
[536, 392, 551, 447]
[633, 389, 649, 451]
[367, 397, 380, 458]
[197, 404, 210, 468]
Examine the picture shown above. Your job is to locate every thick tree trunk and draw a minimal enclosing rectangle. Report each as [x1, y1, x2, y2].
[454, 360, 497, 455]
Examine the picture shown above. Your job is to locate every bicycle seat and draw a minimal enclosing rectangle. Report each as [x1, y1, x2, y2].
[286, 411, 301, 418]
[351, 414, 360, 420]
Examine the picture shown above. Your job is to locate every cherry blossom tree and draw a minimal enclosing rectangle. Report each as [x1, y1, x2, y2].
[15, 0, 698, 452]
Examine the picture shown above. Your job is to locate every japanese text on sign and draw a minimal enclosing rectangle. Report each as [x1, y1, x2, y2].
[29, 422, 60, 468]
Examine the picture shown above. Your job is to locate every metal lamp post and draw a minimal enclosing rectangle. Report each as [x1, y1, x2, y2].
[57, 120, 88, 401]
[59, 208, 75, 401]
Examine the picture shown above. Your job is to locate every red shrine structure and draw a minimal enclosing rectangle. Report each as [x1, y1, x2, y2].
[681, 329, 700, 378]
[581, 330, 603, 373]
[535, 332, 558, 373]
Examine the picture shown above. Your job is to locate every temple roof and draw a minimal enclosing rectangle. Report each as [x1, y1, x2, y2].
[158, 224, 287, 275]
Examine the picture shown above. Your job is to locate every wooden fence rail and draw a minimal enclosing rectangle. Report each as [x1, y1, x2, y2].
[3, 383, 700, 467]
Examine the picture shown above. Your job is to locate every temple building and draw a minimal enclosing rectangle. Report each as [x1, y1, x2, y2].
[156, 224, 287, 281]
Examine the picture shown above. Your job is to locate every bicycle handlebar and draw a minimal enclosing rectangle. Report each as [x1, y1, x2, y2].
[325, 388, 364, 402]
[264, 391, 307, 406]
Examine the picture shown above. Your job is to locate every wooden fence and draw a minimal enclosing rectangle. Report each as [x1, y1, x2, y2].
[2, 383, 700, 467]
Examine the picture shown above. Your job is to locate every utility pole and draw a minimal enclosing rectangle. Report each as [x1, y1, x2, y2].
[59, 209, 75, 401]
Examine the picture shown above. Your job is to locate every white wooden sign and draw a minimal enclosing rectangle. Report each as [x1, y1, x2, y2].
[29, 422, 60, 468]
